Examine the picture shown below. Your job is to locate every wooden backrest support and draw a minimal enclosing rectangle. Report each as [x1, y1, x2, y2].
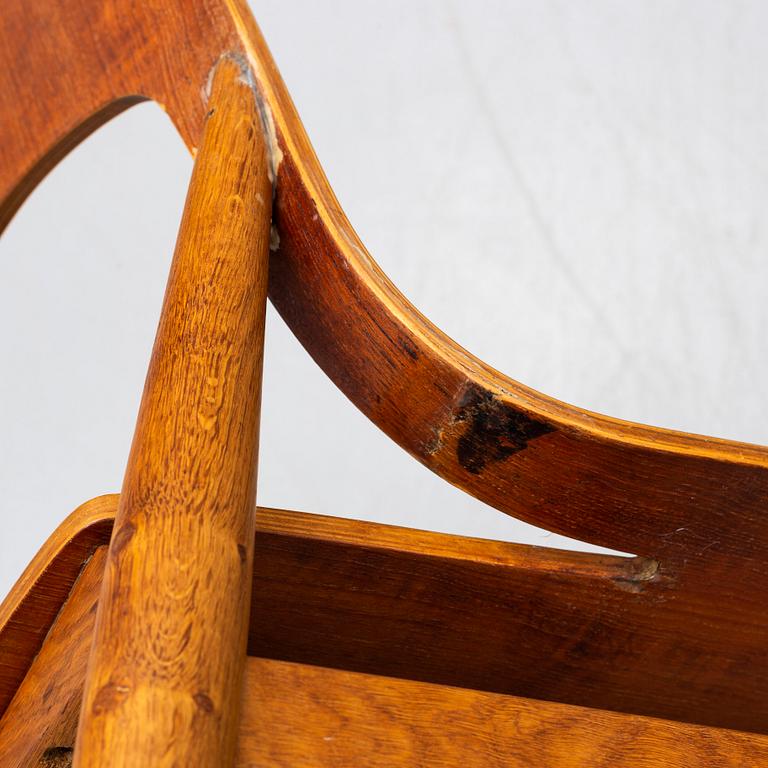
[3, 0, 768, 560]
[1, 0, 768, 762]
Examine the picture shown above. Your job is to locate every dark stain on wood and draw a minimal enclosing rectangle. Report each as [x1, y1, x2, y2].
[91, 681, 130, 715]
[453, 383, 555, 473]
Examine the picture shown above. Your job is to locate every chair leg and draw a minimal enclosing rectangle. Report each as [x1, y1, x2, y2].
[74, 56, 273, 768]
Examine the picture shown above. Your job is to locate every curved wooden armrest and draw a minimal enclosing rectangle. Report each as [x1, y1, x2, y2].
[1, 0, 767, 606]
[4, 4, 768, 764]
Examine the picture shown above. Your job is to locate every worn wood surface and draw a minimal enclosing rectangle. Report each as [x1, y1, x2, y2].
[1, 0, 768, 563]
[4, 549, 765, 768]
[3, 496, 768, 735]
[0, 548, 106, 768]
[238, 657, 768, 768]
[38, 748, 73, 767]
[73, 58, 272, 767]
[0, 496, 113, 717]
[1, 0, 768, 761]
[249, 510, 762, 732]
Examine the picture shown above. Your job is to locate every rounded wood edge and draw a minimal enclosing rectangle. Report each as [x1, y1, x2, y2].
[254, 506, 654, 583]
[0, 98, 144, 235]
[1, 0, 763, 472]
[1, 0, 766, 556]
[225, 0, 768, 469]
[226, 2, 768, 558]
[0, 495, 115, 717]
[0, 495, 116, 635]
[74, 57, 272, 768]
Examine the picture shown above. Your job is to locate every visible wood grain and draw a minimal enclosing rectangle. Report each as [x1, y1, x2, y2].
[4, 551, 765, 768]
[0, 548, 106, 768]
[237, 657, 768, 767]
[233, 4, 768, 572]
[1, 4, 768, 758]
[2, 9, 768, 738]
[0, 497, 113, 718]
[247, 509, 768, 734]
[73, 57, 273, 767]
[5, 497, 768, 734]
[1, 0, 768, 565]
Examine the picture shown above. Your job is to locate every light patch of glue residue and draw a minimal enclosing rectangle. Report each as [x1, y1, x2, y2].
[201, 52, 283, 185]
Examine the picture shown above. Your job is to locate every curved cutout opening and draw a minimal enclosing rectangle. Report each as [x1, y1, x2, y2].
[0, 101, 189, 596]
[0, 1, 765, 736]
[259, 303, 633, 557]
[5, 0, 760, 567]
[0, 101, 633, 606]
[259, 1, 768, 446]
[0, 97, 144, 236]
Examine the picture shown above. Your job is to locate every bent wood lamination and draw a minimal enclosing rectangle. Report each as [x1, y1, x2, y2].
[1, 0, 768, 765]
[1, 497, 766, 735]
[0, 547, 108, 766]
[1, 0, 767, 562]
[6, 547, 768, 768]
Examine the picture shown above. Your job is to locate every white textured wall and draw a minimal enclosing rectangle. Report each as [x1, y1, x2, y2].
[2, 1, 767, 597]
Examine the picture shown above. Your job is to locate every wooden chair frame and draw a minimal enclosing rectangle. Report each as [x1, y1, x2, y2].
[1, 1, 767, 765]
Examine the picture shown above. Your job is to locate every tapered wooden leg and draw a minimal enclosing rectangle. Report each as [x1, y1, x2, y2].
[73, 56, 273, 767]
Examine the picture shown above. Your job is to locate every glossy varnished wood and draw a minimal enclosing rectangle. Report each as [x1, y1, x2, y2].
[74, 58, 273, 767]
[0, 548, 106, 767]
[247, 510, 766, 733]
[237, 658, 768, 768]
[1, 11, 768, 724]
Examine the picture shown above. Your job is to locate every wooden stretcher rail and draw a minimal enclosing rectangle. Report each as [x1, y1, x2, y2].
[3, 496, 768, 734]
[2, 2, 766, 764]
[2, 10, 768, 741]
[238, 657, 768, 768]
[2, 547, 766, 768]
